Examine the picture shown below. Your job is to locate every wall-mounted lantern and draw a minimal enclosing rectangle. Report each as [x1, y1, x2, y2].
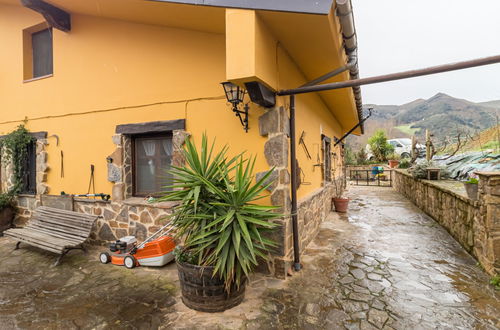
[221, 81, 250, 132]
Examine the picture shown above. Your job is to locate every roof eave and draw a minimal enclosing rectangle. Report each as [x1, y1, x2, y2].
[147, 0, 333, 15]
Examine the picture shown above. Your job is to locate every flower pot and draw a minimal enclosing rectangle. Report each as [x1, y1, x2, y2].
[176, 260, 246, 313]
[463, 182, 478, 200]
[0, 207, 14, 235]
[333, 198, 349, 213]
[388, 160, 400, 168]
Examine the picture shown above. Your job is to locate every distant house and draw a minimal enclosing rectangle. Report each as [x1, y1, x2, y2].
[0, 0, 362, 277]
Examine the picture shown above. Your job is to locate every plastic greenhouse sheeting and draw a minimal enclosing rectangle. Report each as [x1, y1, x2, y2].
[433, 151, 500, 180]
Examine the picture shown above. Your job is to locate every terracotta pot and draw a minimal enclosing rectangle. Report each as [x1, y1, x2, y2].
[0, 207, 14, 235]
[333, 198, 349, 213]
[388, 160, 400, 168]
[463, 183, 478, 200]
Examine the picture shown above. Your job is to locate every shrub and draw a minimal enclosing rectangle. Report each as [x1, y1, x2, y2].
[158, 135, 280, 292]
[0, 125, 34, 193]
[398, 158, 411, 169]
[368, 130, 394, 162]
[355, 148, 367, 165]
[0, 192, 14, 211]
[344, 146, 356, 165]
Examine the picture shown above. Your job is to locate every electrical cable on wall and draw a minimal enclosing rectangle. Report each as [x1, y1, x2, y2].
[0, 95, 225, 126]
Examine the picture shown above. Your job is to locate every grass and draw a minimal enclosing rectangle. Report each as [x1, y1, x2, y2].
[490, 275, 500, 290]
[395, 124, 419, 135]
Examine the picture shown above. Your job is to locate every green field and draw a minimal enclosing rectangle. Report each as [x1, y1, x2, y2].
[395, 124, 419, 135]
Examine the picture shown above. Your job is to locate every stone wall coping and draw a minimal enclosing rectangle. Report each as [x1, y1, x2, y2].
[122, 197, 178, 209]
[73, 197, 110, 204]
[16, 194, 37, 199]
[393, 169, 478, 207]
[476, 171, 500, 178]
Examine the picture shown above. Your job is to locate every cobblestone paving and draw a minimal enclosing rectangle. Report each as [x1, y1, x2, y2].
[0, 186, 499, 329]
[247, 186, 500, 329]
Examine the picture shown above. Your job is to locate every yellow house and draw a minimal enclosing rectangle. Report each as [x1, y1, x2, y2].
[0, 0, 363, 277]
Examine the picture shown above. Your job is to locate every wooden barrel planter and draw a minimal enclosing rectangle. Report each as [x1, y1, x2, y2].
[176, 261, 246, 312]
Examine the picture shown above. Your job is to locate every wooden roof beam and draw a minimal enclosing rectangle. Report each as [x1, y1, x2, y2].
[21, 0, 71, 32]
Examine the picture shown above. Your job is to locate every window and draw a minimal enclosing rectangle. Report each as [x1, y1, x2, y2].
[32, 29, 53, 78]
[322, 135, 332, 182]
[133, 134, 173, 196]
[21, 141, 37, 194]
[23, 24, 53, 81]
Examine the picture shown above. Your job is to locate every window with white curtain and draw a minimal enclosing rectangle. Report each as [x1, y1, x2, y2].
[133, 134, 172, 196]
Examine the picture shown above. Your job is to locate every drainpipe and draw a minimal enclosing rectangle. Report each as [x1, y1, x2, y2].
[336, 0, 364, 133]
[299, 0, 364, 133]
[289, 95, 301, 271]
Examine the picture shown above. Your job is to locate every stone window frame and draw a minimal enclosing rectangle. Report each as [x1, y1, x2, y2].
[109, 120, 189, 202]
[0, 131, 49, 195]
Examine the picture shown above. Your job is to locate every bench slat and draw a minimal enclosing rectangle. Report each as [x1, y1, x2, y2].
[35, 209, 97, 227]
[32, 215, 93, 233]
[35, 206, 98, 222]
[5, 228, 82, 246]
[5, 230, 70, 253]
[28, 222, 90, 240]
[3, 207, 98, 258]
[25, 226, 86, 244]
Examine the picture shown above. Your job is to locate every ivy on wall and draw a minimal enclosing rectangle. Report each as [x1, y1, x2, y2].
[0, 125, 35, 194]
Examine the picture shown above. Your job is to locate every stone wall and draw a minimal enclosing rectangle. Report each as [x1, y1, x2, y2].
[393, 169, 500, 276]
[13, 194, 175, 244]
[257, 106, 338, 278]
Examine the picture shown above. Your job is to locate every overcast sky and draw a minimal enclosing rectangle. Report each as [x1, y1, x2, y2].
[353, 0, 500, 105]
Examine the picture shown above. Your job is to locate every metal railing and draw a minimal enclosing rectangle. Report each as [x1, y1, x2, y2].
[349, 169, 393, 187]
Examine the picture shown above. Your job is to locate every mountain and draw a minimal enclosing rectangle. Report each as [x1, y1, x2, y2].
[347, 93, 500, 150]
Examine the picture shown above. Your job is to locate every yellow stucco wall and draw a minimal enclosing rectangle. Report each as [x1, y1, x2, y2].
[0, 4, 349, 203]
[275, 47, 344, 200]
[0, 4, 268, 198]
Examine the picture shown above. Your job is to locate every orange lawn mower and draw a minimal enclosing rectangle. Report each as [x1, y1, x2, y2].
[99, 221, 176, 269]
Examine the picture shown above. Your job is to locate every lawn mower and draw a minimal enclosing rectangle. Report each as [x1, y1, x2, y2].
[99, 221, 176, 269]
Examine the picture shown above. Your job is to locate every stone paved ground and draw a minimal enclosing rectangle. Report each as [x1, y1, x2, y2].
[0, 185, 499, 329]
[247, 186, 500, 329]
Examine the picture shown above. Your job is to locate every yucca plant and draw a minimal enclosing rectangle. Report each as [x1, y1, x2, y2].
[158, 135, 279, 292]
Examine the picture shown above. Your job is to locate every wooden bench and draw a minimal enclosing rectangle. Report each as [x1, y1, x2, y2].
[4, 206, 99, 266]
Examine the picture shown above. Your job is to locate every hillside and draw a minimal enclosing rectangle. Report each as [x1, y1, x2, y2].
[444, 124, 500, 154]
[348, 93, 500, 150]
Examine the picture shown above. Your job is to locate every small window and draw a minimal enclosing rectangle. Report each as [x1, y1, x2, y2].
[23, 24, 53, 81]
[20, 141, 37, 194]
[133, 134, 173, 196]
[322, 135, 332, 182]
[32, 29, 53, 78]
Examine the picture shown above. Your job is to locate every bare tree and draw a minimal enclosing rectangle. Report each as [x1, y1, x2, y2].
[429, 127, 475, 160]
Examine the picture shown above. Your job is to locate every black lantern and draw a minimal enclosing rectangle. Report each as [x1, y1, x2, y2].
[221, 81, 250, 132]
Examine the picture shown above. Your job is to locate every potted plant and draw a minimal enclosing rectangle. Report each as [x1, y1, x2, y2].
[0, 191, 15, 235]
[332, 172, 349, 213]
[463, 173, 479, 200]
[159, 135, 279, 312]
[398, 158, 411, 169]
[387, 152, 401, 168]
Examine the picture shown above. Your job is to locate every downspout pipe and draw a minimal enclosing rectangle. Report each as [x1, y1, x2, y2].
[289, 95, 301, 271]
[336, 0, 364, 133]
